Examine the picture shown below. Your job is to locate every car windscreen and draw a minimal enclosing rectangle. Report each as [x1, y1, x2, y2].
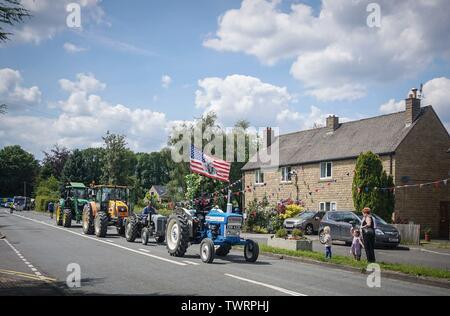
[357, 214, 388, 225]
[297, 212, 314, 219]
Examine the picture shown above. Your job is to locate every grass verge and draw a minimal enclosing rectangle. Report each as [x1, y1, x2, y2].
[260, 244, 450, 280]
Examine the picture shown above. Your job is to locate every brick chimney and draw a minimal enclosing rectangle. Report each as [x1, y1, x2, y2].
[405, 88, 421, 126]
[326, 115, 340, 132]
[264, 127, 275, 149]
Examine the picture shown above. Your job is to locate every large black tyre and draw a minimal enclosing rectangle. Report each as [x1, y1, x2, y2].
[55, 205, 63, 226]
[244, 240, 259, 263]
[82, 205, 94, 235]
[305, 224, 314, 236]
[215, 243, 232, 257]
[166, 212, 190, 257]
[125, 215, 139, 242]
[200, 239, 215, 264]
[95, 211, 108, 238]
[141, 227, 149, 245]
[62, 209, 72, 228]
[155, 235, 165, 244]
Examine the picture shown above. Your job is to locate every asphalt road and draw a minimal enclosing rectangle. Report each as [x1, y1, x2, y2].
[0, 209, 449, 296]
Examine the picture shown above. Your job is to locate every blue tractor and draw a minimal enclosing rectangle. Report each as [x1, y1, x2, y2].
[165, 207, 259, 264]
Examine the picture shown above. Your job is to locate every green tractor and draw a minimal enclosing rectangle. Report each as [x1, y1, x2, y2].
[55, 182, 90, 228]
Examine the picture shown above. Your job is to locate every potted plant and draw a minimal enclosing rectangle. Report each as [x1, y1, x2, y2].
[424, 228, 432, 242]
[269, 228, 312, 251]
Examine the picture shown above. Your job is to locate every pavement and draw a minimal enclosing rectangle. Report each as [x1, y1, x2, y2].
[0, 209, 449, 296]
[242, 233, 450, 270]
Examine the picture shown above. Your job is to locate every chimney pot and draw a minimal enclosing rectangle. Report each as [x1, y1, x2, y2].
[405, 88, 421, 126]
[326, 115, 340, 131]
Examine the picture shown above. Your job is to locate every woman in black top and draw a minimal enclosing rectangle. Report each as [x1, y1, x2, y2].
[361, 207, 376, 263]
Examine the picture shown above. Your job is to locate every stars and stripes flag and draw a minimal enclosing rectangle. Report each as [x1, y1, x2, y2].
[190, 145, 231, 182]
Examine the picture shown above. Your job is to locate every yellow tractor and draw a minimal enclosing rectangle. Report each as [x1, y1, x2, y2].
[82, 185, 131, 238]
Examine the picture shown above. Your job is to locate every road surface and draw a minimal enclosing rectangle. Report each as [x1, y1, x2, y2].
[0, 209, 449, 296]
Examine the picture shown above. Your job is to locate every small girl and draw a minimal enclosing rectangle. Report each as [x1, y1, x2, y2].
[350, 228, 365, 261]
[323, 226, 332, 260]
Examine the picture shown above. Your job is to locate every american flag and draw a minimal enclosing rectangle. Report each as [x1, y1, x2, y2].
[190, 145, 231, 182]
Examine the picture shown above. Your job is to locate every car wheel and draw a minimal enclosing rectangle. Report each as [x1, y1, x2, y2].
[319, 230, 326, 244]
[305, 224, 314, 235]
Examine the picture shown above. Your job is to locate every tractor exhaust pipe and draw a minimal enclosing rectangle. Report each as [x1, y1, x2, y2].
[226, 190, 233, 214]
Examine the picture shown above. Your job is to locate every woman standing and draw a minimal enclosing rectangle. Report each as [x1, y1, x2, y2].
[361, 207, 376, 263]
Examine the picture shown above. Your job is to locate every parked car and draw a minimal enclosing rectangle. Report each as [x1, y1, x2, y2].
[318, 211, 401, 248]
[283, 211, 326, 235]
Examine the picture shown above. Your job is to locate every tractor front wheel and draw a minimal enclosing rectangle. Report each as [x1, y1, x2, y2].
[55, 205, 63, 226]
[155, 235, 165, 244]
[82, 205, 94, 235]
[125, 215, 139, 242]
[116, 226, 125, 236]
[62, 209, 72, 228]
[215, 244, 232, 257]
[200, 239, 215, 264]
[141, 228, 149, 245]
[166, 213, 190, 257]
[244, 240, 259, 263]
[95, 211, 108, 238]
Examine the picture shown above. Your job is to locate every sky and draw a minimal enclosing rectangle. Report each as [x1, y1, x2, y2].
[1, 0, 450, 159]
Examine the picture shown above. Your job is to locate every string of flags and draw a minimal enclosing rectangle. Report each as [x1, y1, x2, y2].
[356, 178, 449, 194]
[191, 179, 244, 205]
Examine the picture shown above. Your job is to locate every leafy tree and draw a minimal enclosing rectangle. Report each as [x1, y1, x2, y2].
[352, 152, 395, 220]
[101, 132, 135, 185]
[0, 103, 6, 115]
[61, 148, 105, 185]
[0, 0, 31, 42]
[0, 145, 39, 196]
[41, 145, 71, 180]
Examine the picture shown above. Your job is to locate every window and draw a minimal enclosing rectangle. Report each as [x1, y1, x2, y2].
[320, 162, 332, 179]
[255, 170, 264, 184]
[320, 202, 337, 212]
[281, 166, 292, 182]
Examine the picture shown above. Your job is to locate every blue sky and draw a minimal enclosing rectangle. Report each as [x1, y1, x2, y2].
[1, 0, 449, 158]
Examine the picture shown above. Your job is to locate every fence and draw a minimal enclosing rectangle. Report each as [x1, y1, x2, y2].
[394, 223, 421, 245]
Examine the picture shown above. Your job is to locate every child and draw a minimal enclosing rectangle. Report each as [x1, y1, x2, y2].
[350, 228, 364, 261]
[323, 226, 332, 260]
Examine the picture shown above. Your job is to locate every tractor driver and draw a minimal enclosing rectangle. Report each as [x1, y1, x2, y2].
[141, 202, 156, 219]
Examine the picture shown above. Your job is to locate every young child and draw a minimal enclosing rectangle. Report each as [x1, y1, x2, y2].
[323, 226, 332, 260]
[350, 228, 364, 261]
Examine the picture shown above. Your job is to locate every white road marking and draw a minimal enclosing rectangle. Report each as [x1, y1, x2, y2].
[2, 238, 48, 281]
[183, 260, 200, 266]
[106, 240, 114, 243]
[139, 248, 150, 253]
[225, 273, 307, 296]
[420, 248, 450, 257]
[11, 212, 187, 266]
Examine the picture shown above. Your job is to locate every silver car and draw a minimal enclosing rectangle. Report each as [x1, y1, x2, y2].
[283, 211, 326, 235]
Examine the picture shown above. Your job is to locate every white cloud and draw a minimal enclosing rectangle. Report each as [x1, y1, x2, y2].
[380, 99, 406, 114]
[206, 0, 450, 101]
[195, 75, 292, 127]
[1, 73, 170, 157]
[63, 42, 88, 53]
[7, 0, 105, 44]
[161, 75, 172, 89]
[0, 68, 41, 105]
[379, 77, 450, 131]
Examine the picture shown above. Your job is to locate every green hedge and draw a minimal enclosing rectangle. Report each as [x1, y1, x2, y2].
[35, 195, 58, 212]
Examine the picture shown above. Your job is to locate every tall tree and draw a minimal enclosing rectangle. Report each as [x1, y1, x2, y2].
[0, 145, 39, 196]
[352, 151, 395, 220]
[0, 0, 31, 42]
[0, 104, 6, 115]
[101, 132, 135, 185]
[41, 145, 70, 180]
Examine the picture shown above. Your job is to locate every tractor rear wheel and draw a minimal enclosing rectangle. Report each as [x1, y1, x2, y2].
[166, 213, 190, 257]
[215, 244, 232, 257]
[125, 215, 139, 242]
[95, 211, 108, 238]
[55, 205, 63, 226]
[82, 205, 94, 235]
[200, 239, 215, 264]
[141, 228, 149, 245]
[244, 240, 259, 263]
[62, 209, 72, 228]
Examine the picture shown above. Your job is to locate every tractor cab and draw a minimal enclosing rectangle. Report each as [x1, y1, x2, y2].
[56, 182, 90, 227]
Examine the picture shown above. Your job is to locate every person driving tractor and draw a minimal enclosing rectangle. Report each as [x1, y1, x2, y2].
[141, 202, 156, 219]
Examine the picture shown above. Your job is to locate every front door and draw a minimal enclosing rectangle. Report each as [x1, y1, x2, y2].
[439, 202, 450, 239]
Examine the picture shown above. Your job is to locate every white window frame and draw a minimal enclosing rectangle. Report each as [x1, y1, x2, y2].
[320, 202, 337, 212]
[281, 166, 292, 183]
[320, 161, 333, 180]
[255, 169, 264, 185]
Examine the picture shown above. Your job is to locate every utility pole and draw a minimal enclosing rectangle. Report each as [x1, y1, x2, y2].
[24, 181, 26, 197]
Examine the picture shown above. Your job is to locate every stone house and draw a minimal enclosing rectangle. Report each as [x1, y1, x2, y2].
[149, 185, 169, 204]
[242, 90, 450, 238]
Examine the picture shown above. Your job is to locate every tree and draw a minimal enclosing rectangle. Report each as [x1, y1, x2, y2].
[0, 145, 39, 196]
[0, 0, 31, 42]
[61, 148, 105, 185]
[41, 145, 71, 180]
[0, 104, 6, 115]
[101, 132, 135, 185]
[352, 152, 395, 220]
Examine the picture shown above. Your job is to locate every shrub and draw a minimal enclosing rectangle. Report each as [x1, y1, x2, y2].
[252, 225, 269, 234]
[35, 195, 57, 212]
[292, 229, 304, 239]
[280, 204, 303, 220]
[276, 228, 288, 239]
